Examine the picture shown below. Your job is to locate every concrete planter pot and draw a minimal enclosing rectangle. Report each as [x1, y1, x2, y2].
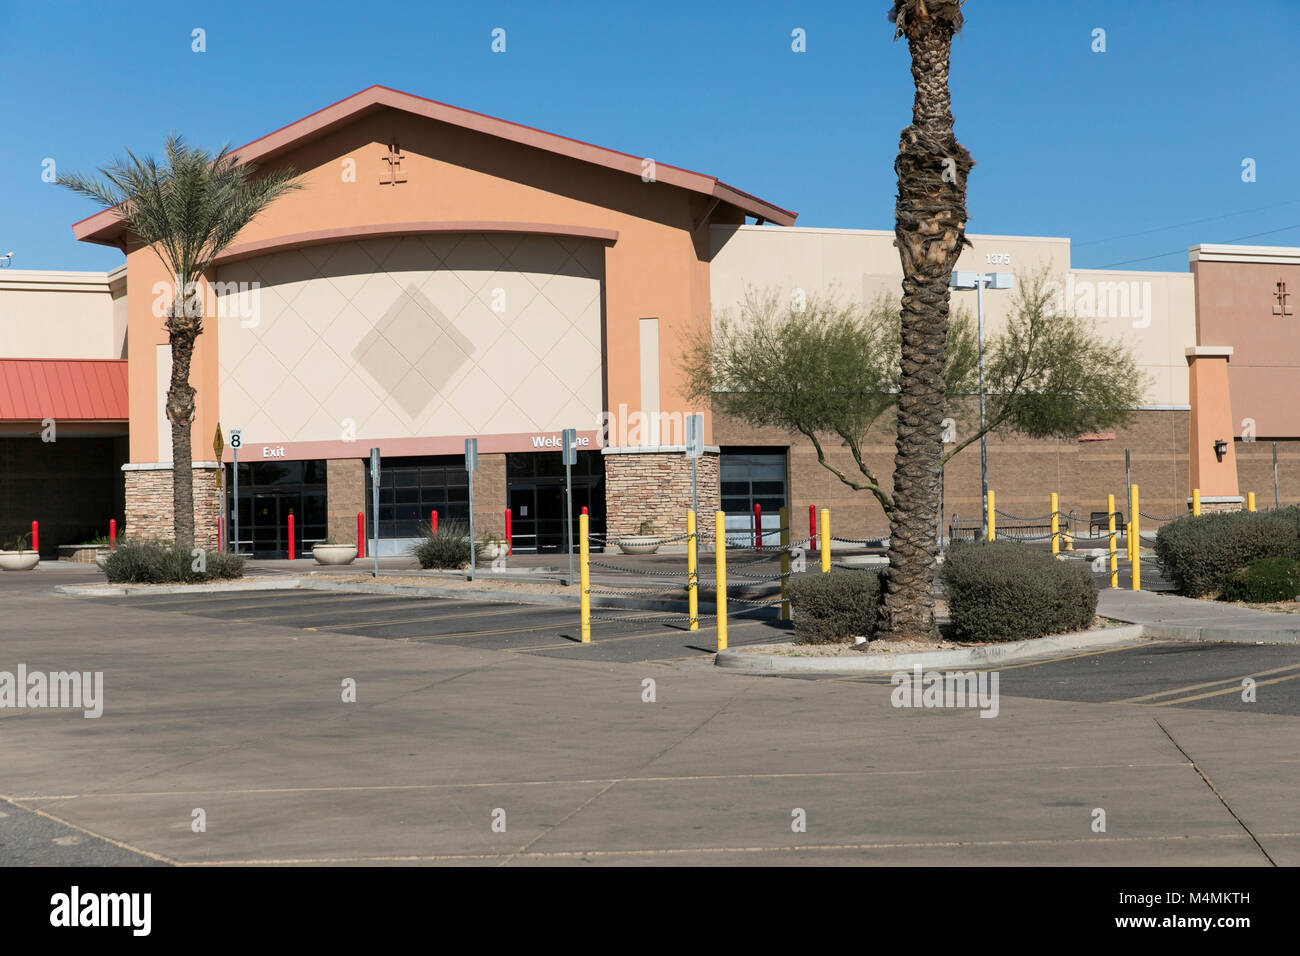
[617, 535, 661, 555]
[94, 549, 111, 570]
[312, 544, 358, 566]
[480, 541, 507, 561]
[0, 550, 40, 571]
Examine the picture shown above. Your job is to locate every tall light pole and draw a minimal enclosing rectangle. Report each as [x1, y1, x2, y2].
[949, 270, 1014, 540]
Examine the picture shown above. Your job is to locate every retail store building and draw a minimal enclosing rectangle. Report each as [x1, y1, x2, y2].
[2, 87, 1297, 555]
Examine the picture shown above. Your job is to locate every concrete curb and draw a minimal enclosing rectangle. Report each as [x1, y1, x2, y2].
[53, 576, 774, 619]
[1138, 622, 1300, 645]
[55, 578, 306, 597]
[715, 624, 1149, 674]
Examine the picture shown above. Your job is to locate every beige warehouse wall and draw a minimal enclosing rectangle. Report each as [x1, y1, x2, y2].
[0, 267, 127, 359]
[708, 225, 1193, 409]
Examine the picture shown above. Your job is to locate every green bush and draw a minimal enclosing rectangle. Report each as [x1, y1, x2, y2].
[941, 540, 1097, 642]
[410, 520, 474, 569]
[787, 570, 883, 644]
[102, 540, 245, 584]
[1153, 507, 1300, 597]
[1219, 556, 1300, 603]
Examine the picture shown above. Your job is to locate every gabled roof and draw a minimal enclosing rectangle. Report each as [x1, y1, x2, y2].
[72, 85, 796, 246]
[0, 359, 128, 421]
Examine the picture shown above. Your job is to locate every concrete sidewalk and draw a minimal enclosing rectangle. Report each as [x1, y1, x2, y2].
[1099, 588, 1300, 644]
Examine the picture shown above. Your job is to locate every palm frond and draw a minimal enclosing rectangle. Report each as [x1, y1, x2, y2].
[58, 134, 303, 295]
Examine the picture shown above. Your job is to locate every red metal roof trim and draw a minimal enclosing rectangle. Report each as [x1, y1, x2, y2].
[0, 359, 129, 421]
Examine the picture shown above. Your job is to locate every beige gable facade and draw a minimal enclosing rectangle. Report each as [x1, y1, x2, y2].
[214, 234, 604, 449]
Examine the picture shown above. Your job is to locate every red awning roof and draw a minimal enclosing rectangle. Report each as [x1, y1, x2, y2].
[0, 359, 128, 421]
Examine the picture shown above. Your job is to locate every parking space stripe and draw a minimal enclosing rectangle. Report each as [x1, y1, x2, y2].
[1148, 670, 1300, 707]
[1116, 661, 1300, 704]
[308, 603, 576, 630]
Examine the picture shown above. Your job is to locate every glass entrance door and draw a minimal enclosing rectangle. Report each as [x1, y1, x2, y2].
[251, 493, 286, 557]
[245, 490, 326, 557]
[508, 484, 572, 553]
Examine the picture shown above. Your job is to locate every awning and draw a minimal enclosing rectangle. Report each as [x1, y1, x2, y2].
[0, 358, 128, 420]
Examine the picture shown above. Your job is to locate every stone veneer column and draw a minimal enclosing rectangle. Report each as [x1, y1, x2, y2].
[326, 459, 364, 544]
[474, 453, 507, 538]
[602, 448, 720, 543]
[122, 462, 221, 551]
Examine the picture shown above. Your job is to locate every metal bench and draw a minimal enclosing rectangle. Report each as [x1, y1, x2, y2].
[1089, 511, 1125, 535]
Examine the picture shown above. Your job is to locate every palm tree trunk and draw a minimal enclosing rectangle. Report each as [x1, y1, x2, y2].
[165, 304, 201, 552]
[879, 4, 972, 641]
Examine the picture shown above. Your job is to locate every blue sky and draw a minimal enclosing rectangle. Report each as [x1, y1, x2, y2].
[2, 0, 1296, 272]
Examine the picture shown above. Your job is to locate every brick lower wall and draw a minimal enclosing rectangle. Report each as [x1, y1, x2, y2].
[473, 453, 507, 538]
[714, 404, 1194, 540]
[1235, 438, 1300, 510]
[604, 452, 720, 541]
[123, 465, 220, 551]
[326, 458, 364, 543]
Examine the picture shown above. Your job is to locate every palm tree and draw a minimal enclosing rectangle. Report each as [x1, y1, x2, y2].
[878, 0, 973, 641]
[60, 136, 301, 551]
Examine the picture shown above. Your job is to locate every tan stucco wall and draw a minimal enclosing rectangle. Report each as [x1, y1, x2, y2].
[1192, 246, 1300, 439]
[0, 267, 126, 359]
[214, 234, 603, 449]
[708, 225, 1195, 409]
[115, 105, 729, 463]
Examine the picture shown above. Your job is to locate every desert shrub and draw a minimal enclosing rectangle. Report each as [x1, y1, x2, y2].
[103, 540, 244, 584]
[410, 520, 474, 569]
[1154, 507, 1300, 598]
[787, 570, 884, 644]
[941, 540, 1097, 642]
[1219, 556, 1300, 603]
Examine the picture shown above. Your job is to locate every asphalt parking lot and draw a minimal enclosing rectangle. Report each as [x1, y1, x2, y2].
[4, 567, 1299, 867]
[97, 588, 787, 665]
[99, 585, 1300, 714]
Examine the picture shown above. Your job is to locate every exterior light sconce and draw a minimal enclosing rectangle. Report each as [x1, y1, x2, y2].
[1213, 439, 1228, 462]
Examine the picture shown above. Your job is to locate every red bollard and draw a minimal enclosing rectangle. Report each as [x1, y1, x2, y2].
[110, 518, 117, 551]
[287, 513, 295, 560]
[809, 504, 817, 552]
[31, 521, 38, 554]
[753, 504, 762, 550]
[357, 512, 365, 559]
[430, 510, 438, 535]
[581, 506, 588, 514]
[217, 515, 224, 553]
[505, 509, 513, 556]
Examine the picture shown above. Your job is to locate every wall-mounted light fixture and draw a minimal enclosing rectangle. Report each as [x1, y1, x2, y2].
[1214, 439, 1228, 462]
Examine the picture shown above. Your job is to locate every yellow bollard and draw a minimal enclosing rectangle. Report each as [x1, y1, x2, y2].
[819, 508, 830, 573]
[779, 507, 791, 622]
[986, 491, 996, 541]
[686, 510, 698, 631]
[1130, 484, 1141, 591]
[1107, 493, 1118, 589]
[1192, 488, 1201, 517]
[1050, 493, 1060, 555]
[579, 512, 591, 642]
[1248, 492, 1256, 512]
[715, 510, 728, 651]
